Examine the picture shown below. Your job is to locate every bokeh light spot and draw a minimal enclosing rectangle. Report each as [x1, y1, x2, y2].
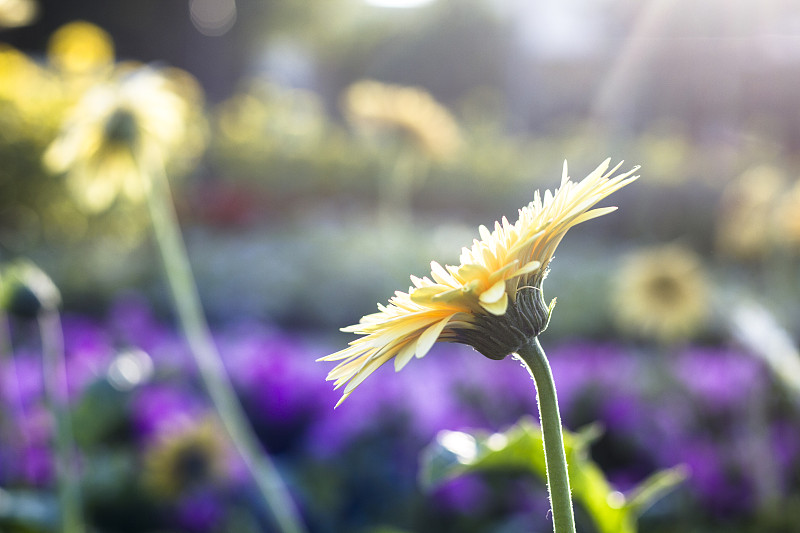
[363, 0, 435, 7]
[189, 0, 236, 37]
[438, 430, 477, 464]
[107, 348, 154, 391]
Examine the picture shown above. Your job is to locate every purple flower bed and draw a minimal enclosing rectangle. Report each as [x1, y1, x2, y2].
[1, 295, 798, 532]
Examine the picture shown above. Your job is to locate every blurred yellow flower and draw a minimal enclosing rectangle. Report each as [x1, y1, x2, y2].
[613, 244, 710, 344]
[342, 79, 461, 161]
[0, 0, 37, 28]
[142, 418, 228, 499]
[716, 165, 785, 260]
[774, 179, 800, 250]
[320, 159, 639, 405]
[0, 44, 62, 135]
[44, 65, 207, 213]
[215, 79, 328, 158]
[47, 20, 114, 75]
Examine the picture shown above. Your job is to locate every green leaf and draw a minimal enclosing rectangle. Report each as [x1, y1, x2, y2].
[419, 417, 686, 533]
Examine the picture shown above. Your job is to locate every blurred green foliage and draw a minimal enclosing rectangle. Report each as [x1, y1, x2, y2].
[420, 417, 687, 533]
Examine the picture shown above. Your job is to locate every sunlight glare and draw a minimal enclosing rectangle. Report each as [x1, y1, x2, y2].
[363, 0, 436, 8]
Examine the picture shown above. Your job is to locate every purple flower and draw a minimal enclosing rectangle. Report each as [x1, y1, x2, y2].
[130, 384, 208, 440]
[677, 438, 755, 515]
[675, 347, 765, 413]
[601, 392, 647, 432]
[771, 421, 800, 476]
[109, 294, 171, 350]
[61, 314, 114, 400]
[109, 295, 194, 375]
[173, 489, 225, 532]
[1, 350, 43, 409]
[221, 326, 332, 424]
[548, 342, 642, 416]
[18, 444, 54, 486]
[431, 474, 489, 514]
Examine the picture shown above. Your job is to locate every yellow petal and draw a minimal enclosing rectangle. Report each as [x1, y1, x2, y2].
[431, 287, 464, 303]
[410, 285, 447, 304]
[430, 261, 453, 285]
[513, 260, 541, 277]
[479, 279, 506, 304]
[456, 263, 489, 282]
[343, 351, 393, 395]
[480, 292, 508, 315]
[487, 260, 519, 284]
[570, 206, 618, 225]
[415, 315, 451, 358]
[394, 341, 417, 371]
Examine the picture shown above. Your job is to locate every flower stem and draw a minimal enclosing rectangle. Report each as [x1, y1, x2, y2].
[0, 313, 27, 444]
[144, 160, 306, 533]
[515, 337, 576, 533]
[39, 311, 85, 533]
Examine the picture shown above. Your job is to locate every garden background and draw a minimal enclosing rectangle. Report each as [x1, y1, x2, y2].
[2, 0, 800, 532]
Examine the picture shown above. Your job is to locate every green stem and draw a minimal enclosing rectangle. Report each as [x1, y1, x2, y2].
[515, 337, 576, 533]
[39, 311, 84, 533]
[0, 312, 27, 443]
[144, 160, 306, 533]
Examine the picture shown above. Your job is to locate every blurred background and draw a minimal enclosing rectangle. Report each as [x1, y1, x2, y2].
[2, 0, 800, 531]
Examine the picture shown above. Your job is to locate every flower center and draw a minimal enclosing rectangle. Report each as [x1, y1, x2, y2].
[104, 108, 139, 147]
[173, 444, 214, 487]
[647, 274, 683, 305]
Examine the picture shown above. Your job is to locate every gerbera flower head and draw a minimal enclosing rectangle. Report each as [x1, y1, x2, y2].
[141, 417, 228, 499]
[320, 159, 639, 405]
[44, 64, 207, 213]
[773, 178, 800, 251]
[716, 164, 785, 260]
[612, 244, 710, 344]
[342, 79, 461, 161]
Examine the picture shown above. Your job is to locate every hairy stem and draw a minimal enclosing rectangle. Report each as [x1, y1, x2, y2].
[515, 337, 576, 533]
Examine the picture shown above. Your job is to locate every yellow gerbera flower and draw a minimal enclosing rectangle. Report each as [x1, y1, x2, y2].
[774, 179, 800, 250]
[716, 164, 785, 260]
[612, 244, 710, 344]
[320, 159, 639, 405]
[342, 79, 461, 161]
[142, 418, 228, 499]
[44, 65, 206, 213]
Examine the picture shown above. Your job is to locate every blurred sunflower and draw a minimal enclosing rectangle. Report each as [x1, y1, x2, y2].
[142, 418, 228, 499]
[44, 65, 207, 213]
[612, 244, 710, 344]
[716, 165, 785, 260]
[341, 79, 461, 162]
[319, 159, 638, 405]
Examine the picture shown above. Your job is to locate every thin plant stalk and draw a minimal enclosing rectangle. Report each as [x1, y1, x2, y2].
[378, 147, 428, 227]
[515, 337, 576, 533]
[38, 310, 85, 533]
[1, 312, 33, 448]
[0, 311, 11, 359]
[143, 158, 306, 533]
